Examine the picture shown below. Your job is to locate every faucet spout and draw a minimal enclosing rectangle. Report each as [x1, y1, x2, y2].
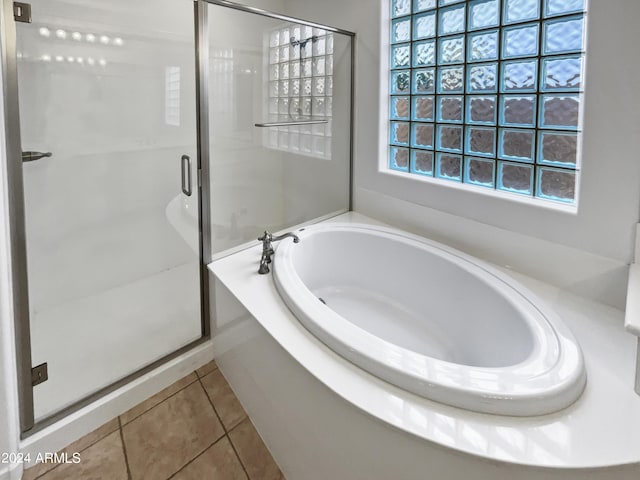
[272, 232, 300, 243]
[257, 230, 300, 274]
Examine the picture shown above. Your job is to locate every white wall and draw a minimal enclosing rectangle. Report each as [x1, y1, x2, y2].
[284, 0, 640, 308]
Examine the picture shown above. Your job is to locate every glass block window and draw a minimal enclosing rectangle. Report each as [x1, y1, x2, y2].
[165, 66, 181, 127]
[389, 0, 586, 204]
[266, 25, 334, 159]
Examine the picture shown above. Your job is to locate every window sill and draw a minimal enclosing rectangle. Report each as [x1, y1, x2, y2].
[379, 167, 579, 215]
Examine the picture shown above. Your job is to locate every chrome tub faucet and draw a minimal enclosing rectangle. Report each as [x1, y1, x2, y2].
[258, 230, 300, 274]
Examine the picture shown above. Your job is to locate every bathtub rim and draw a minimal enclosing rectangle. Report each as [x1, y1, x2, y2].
[274, 222, 587, 416]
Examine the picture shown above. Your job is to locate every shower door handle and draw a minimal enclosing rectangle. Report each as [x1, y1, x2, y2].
[181, 154, 192, 196]
[22, 151, 52, 162]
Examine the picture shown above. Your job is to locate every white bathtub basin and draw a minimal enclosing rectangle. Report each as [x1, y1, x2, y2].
[273, 223, 586, 416]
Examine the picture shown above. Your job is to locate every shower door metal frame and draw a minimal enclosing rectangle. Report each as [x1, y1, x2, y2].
[202, 0, 357, 37]
[0, 0, 213, 435]
[0, 0, 35, 434]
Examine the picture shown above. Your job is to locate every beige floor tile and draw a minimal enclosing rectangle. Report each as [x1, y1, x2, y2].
[23, 458, 53, 480]
[36, 431, 127, 480]
[201, 369, 247, 431]
[123, 381, 224, 480]
[229, 418, 281, 480]
[196, 359, 218, 378]
[172, 437, 247, 480]
[120, 372, 198, 425]
[22, 418, 120, 480]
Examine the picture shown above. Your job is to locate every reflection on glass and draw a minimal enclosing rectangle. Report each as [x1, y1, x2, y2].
[208, 5, 352, 255]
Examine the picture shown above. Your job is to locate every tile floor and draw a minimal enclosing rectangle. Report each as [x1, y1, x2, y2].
[23, 361, 283, 480]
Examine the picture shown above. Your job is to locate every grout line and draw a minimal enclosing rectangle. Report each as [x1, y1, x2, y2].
[166, 435, 228, 480]
[122, 374, 215, 480]
[226, 434, 251, 480]
[227, 416, 284, 480]
[29, 369, 231, 480]
[73, 422, 120, 453]
[118, 372, 204, 479]
[120, 374, 201, 426]
[30, 462, 58, 480]
[197, 377, 251, 479]
[30, 461, 61, 480]
[195, 361, 219, 379]
[225, 420, 252, 480]
[118, 417, 133, 480]
[197, 376, 229, 435]
[93, 427, 122, 450]
[162, 375, 235, 479]
[227, 418, 244, 435]
[27, 420, 121, 480]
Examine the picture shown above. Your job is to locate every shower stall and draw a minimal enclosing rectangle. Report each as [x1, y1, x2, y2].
[1, 0, 353, 435]
[203, 2, 353, 256]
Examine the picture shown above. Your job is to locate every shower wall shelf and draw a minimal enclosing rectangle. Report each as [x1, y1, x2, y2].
[254, 118, 328, 127]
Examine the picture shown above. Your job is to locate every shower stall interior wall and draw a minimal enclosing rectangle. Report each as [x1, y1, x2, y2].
[203, 2, 352, 256]
[15, 0, 203, 422]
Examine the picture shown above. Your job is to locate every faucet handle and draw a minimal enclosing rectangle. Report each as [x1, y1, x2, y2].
[258, 230, 272, 242]
[257, 229, 299, 275]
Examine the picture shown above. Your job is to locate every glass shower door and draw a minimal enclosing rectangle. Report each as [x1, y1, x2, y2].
[206, 3, 352, 256]
[14, 0, 203, 421]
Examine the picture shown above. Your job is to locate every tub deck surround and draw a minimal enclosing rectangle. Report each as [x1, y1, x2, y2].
[273, 223, 586, 416]
[209, 212, 640, 470]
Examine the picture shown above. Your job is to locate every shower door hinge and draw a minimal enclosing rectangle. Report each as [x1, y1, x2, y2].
[197, 168, 202, 188]
[13, 2, 32, 23]
[31, 363, 48, 386]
